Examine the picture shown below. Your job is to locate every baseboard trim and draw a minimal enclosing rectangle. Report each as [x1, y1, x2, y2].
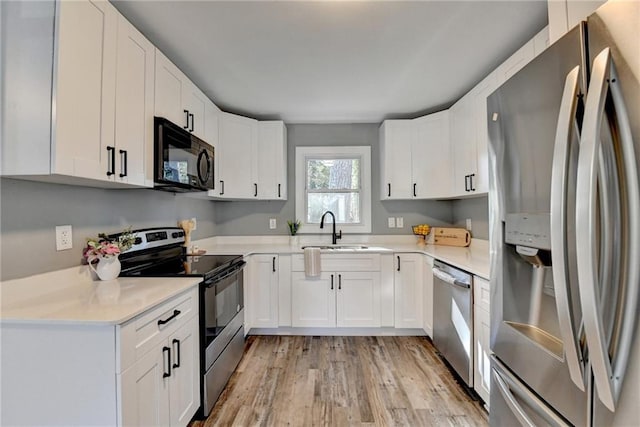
[248, 327, 429, 337]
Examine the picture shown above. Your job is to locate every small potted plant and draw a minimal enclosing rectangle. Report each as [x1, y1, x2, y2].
[287, 219, 301, 246]
[83, 227, 136, 280]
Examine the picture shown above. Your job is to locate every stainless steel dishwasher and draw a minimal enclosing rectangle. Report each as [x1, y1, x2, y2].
[432, 260, 473, 387]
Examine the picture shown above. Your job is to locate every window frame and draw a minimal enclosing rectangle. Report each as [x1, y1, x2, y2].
[295, 146, 372, 234]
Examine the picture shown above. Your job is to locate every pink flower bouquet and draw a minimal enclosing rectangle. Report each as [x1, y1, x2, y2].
[83, 228, 136, 263]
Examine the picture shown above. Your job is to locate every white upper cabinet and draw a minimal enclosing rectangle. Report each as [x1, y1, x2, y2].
[1, 0, 152, 187]
[380, 120, 414, 200]
[548, 0, 606, 43]
[414, 111, 451, 198]
[380, 112, 450, 200]
[449, 93, 477, 197]
[257, 121, 288, 200]
[154, 50, 210, 141]
[204, 100, 221, 193]
[218, 112, 258, 198]
[114, 13, 155, 187]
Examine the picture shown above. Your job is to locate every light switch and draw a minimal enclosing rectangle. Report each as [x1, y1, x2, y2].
[269, 218, 277, 229]
[388, 217, 396, 228]
[396, 217, 404, 228]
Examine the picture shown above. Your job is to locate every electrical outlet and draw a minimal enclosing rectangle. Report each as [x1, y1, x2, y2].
[466, 218, 472, 231]
[190, 217, 197, 230]
[56, 225, 73, 251]
[396, 217, 404, 228]
[269, 218, 277, 229]
[388, 217, 396, 228]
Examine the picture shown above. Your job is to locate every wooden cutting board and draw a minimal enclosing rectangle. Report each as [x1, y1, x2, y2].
[429, 227, 471, 247]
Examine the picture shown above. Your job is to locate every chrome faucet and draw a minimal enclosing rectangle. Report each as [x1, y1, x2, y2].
[320, 211, 342, 245]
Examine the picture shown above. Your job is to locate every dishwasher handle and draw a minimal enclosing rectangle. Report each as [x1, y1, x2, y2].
[432, 267, 470, 289]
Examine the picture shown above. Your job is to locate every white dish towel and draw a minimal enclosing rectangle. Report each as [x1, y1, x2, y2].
[304, 247, 321, 278]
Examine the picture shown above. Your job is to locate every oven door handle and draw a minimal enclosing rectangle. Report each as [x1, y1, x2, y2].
[205, 260, 246, 288]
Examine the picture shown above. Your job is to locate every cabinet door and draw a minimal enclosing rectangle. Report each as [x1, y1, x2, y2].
[183, 83, 207, 140]
[449, 95, 476, 197]
[394, 253, 424, 329]
[218, 112, 257, 198]
[248, 254, 279, 328]
[379, 120, 413, 199]
[53, 0, 117, 181]
[336, 271, 381, 327]
[495, 39, 535, 86]
[471, 72, 498, 195]
[423, 256, 434, 337]
[114, 14, 154, 187]
[155, 50, 189, 129]
[204, 100, 221, 191]
[291, 272, 335, 327]
[473, 276, 491, 406]
[169, 316, 199, 427]
[119, 344, 170, 427]
[257, 121, 287, 200]
[413, 111, 451, 198]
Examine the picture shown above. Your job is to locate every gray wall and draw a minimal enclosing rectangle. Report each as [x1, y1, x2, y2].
[451, 196, 489, 239]
[0, 178, 217, 280]
[213, 123, 453, 235]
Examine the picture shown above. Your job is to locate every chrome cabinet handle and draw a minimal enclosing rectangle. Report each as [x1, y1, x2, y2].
[576, 48, 640, 411]
[549, 65, 585, 391]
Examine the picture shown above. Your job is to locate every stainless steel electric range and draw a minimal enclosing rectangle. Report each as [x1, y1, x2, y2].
[116, 227, 246, 419]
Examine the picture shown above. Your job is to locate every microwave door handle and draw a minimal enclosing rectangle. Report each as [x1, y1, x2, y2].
[576, 48, 640, 412]
[549, 65, 585, 390]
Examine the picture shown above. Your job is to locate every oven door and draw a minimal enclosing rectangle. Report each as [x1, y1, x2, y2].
[201, 262, 245, 367]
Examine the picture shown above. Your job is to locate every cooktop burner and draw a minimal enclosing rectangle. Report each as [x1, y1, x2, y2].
[121, 254, 242, 278]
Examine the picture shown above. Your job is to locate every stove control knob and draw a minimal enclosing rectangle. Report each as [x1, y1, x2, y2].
[172, 232, 180, 238]
[134, 237, 142, 245]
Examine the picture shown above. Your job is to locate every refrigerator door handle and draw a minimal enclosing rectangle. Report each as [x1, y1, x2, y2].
[549, 65, 585, 391]
[576, 47, 640, 412]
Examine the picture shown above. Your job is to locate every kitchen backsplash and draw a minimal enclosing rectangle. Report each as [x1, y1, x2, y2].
[451, 196, 489, 240]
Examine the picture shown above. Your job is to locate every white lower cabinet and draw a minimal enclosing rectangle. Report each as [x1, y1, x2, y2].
[473, 276, 491, 407]
[394, 253, 424, 329]
[247, 254, 280, 328]
[423, 255, 434, 337]
[290, 253, 382, 328]
[291, 271, 381, 328]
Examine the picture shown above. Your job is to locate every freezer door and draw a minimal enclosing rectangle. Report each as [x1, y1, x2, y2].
[487, 24, 589, 426]
[490, 356, 572, 427]
[581, 0, 640, 422]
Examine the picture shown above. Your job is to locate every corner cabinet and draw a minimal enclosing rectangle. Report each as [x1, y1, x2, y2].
[1, 0, 152, 187]
[473, 275, 491, 407]
[257, 121, 288, 200]
[291, 254, 382, 328]
[379, 112, 451, 200]
[393, 253, 424, 329]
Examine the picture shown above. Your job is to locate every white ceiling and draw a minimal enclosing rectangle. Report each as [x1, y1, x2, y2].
[112, 1, 548, 123]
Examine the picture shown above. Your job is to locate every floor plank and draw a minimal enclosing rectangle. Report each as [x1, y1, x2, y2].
[192, 336, 488, 427]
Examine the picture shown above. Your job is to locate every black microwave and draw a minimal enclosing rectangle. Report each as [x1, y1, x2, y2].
[154, 117, 214, 192]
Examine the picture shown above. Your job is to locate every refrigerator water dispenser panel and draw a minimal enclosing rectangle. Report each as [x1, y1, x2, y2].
[504, 213, 551, 250]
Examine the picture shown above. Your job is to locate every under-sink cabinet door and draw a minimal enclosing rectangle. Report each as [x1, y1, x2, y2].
[291, 272, 336, 327]
[336, 271, 381, 327]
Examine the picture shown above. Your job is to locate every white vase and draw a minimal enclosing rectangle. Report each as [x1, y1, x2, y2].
[289, 235, 299, 247]
[90, 255, 121, 281]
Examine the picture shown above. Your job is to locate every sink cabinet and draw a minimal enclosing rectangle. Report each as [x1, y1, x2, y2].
[290, 253, 382, 328]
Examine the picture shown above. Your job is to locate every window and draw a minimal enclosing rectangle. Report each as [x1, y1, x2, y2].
[295, 146, 371, 234]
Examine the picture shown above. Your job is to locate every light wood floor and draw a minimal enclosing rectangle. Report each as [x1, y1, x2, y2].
[192, 336, 488, 427]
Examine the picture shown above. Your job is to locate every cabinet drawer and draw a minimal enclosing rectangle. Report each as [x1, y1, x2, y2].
[474, 276, 490, 313]
[119, 287, 198, 371]
[291, 253, 381, 272]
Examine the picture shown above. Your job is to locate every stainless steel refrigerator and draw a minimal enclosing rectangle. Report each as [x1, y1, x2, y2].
[487, 1, 639, 425]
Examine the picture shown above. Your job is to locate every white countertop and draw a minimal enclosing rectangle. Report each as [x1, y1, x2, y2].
[194, 235, 490, 279]
[0, 266, 200, 325]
